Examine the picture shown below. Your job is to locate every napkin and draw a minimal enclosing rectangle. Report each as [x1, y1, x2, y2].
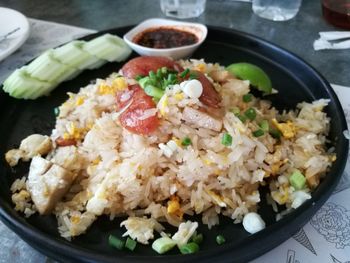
[314, 31, 350, 50]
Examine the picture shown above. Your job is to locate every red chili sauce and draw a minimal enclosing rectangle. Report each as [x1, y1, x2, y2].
[133, 27, 198, 49]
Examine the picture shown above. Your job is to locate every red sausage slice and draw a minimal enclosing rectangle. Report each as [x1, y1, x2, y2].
[116, 85, 159, 135]
[191, 70, 221, 108]
[121, 56, 183, 79]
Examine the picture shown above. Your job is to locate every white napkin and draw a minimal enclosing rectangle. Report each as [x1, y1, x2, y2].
[314, 31, 350, 50]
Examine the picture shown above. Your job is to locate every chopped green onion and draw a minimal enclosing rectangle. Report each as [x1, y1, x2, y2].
[180, 68, 190, 78]
[182, 137, 192, 146]
[237, 114, 247, 123]
[152, 236, 177, 254]
[108, 235, 124, 250]
[244, 107, 256, 121]
[252, 129, 264, 137]
[125, 237, 137, 251]
[161, 67, 168, 74]
[168, 73, 177, 82]
[259, 120, 269, 132]
[179, 242, 199, 254]
[230, 107, 240, 115]
[191, 233, 203, 244]
[221, 133, 232, 146]
[189, 72, 198, 79]
[54, 107, 60, 116]
[135, 75, 144, 81]
[269, 128, 282, 139]
[144, 85, 164, 100]
[242, 93, 253, 103]
[149, 70, 156, 79]
[138, 76, 151, 89]
[216, 235, 226, 245]
[289, 170, 306, 190]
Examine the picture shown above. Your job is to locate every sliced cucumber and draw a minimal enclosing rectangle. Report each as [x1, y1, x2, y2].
[83, 33, 131, 62]
[53, 40, 104, 70]
[3, 67, 55, 99]
[3, 33, 131, 100]
[26, 50, 70, 83]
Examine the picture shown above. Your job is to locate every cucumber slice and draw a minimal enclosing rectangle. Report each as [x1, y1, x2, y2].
[53, 40, 104, 70]
[26, 50, 70, 83]
[3, 67, 55, 99]
[83, 33, 131, 62]
[85, 58, 107, 70]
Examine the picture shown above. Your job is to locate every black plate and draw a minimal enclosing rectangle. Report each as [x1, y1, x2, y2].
[0, 26, 348, 263]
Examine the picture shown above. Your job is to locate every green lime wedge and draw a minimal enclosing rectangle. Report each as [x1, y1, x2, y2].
[226, 63, 272, 94]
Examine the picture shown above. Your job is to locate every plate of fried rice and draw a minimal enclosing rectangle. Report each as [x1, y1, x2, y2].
[0, 26, 348, 263]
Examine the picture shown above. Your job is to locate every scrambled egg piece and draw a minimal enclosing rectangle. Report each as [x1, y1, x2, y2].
[272, 118, 296, 139]
[167, 196, 183, 218]
[159, 94, 168, 116]
[206, 189, 226, 207]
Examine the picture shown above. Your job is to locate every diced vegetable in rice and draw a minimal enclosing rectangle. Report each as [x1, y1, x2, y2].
[5, 58, 334, 243]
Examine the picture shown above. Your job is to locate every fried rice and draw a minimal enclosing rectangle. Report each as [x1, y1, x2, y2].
[7, 59, 334, 243]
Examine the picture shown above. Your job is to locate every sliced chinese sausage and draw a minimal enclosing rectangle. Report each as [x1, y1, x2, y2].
[116, 85, 159, 135]
[121, 56, 183, 79]
[191, 70, 221, 108]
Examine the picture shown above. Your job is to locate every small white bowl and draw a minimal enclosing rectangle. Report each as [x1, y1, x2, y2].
[123, 18, 207, 60]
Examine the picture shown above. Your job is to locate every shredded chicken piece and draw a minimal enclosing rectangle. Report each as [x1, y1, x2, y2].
[27, 156, 75, 215]
[181, 107, 223, 132]
[5, 134, 52, 166]
[208, 70, 235, 83]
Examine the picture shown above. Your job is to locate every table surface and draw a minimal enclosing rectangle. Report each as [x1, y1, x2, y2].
[0, 0, 349, 262]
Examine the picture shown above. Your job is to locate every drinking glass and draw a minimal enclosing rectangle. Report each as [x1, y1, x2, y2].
[252, 0, 302, 21]
[160, 0, 206, 19]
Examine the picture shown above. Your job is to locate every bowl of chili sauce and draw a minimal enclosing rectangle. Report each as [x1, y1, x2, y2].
[123, 18, 207, 59]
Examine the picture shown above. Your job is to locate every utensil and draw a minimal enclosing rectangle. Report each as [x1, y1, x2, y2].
[0, 25, 348, 263]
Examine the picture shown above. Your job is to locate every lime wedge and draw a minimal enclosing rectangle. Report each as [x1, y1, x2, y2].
[226, 63, 272, 94]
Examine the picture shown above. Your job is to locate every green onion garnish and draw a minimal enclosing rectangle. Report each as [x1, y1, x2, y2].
[161, 67, 168, 74]
[269, 128, 282, 139]
[135, 75, 144, 81]
[149, 70, 156, 79]
[191, 233, 203, 244]
[182, 137, 192, 146]
[237, 114, 247, 123]
[125, 237, 137, 251]
[189, 72, 198, 79]
[138, 76, 151, 89]
[289, 170, 306, 190]
[180, 68, 190, 78]
[144, 85, 164, 100]
[54, 107, 60, 116]
[259, 120, 269, 132]
[216, 235, 226, 245]
[221, 133, 232, 146]
[152, 236, 177, 254]
[108, 235, 124, 250]
[179, 242, 199, 254]
[244, 107, 256, 121]
[230, 107, 240, 115]
[242, 93, 253, 103]
[252, 129, 264, 137]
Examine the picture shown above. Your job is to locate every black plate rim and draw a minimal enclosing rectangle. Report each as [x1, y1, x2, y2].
[0, 25, 348, 263]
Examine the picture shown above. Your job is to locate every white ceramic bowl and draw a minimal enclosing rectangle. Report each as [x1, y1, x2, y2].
[123, 18, 207, 60]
